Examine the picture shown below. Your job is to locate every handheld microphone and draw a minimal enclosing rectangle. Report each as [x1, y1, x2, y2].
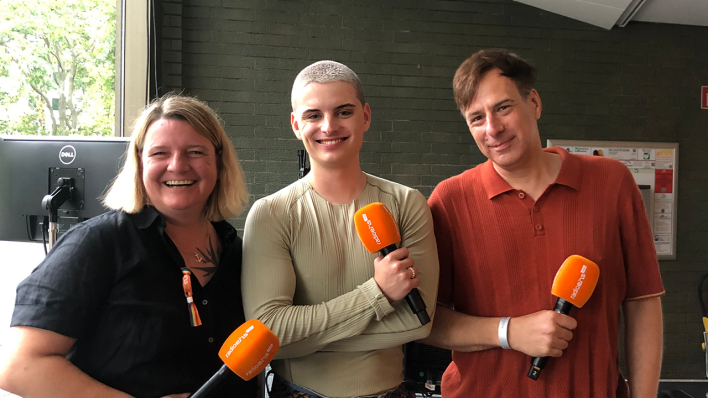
[354, 202, 430, 325]
[527, 255, 600, 380]
[189, 319, 280, 398]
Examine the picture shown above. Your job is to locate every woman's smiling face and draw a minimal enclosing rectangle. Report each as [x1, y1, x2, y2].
[141, 118, 218, 219]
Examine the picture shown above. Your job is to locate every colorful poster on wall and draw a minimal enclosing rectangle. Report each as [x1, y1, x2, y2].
[547, 140, 679, 260]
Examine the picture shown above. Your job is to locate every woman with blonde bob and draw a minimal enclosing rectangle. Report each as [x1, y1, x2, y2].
[104, 94, 248, 220]
[0, 94, 257, 398]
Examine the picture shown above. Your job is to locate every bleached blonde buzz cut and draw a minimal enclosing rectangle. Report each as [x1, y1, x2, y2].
[291, 60, 365, 111]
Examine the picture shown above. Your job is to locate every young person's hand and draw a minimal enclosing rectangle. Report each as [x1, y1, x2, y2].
[373, 247, 420, 302]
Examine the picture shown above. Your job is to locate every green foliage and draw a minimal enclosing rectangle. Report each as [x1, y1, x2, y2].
[10, 112, 45, 136]
[0, 0, 116, 136]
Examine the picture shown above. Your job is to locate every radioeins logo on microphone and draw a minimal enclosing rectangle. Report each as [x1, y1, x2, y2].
[362, 214, 381, 245]
[225, 325, 255, 358]
[223, 324, 276, 377]
[245, 343, 275, 378]
[570, 265, 588, 300]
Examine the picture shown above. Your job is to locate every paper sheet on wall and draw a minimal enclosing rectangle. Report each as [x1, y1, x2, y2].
[560, 145, 677, 256]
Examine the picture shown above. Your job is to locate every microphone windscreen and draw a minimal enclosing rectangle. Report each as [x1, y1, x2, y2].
[354, 202, 401, 253]
[218, 319, 280, 381]
[551, 255, 600, 308]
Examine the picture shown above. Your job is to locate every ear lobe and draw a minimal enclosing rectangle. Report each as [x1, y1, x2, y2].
[291, 113, 303, 140]
[529, 89, 542, 119]
[290, 113, 304, 141]
[362, 103, 372, 131]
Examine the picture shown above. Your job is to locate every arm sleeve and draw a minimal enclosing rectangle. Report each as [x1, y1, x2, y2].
[321, 189, 440, 352]
[428, 185, 456, 309]
[617, 166, 665, 300]
[241, 198, 396, 359]
[11, 222, 114, 339]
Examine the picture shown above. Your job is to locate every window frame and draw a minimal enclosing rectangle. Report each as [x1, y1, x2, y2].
[115, 0, 150, 138]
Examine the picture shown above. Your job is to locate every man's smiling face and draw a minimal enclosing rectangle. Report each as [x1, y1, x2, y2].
[464, 69, 542, 171]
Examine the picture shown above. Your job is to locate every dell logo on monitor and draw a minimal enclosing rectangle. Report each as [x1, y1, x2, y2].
[59, 145, 77, 165]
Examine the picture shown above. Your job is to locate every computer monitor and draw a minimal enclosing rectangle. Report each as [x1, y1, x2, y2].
[0, 135, 130, 242]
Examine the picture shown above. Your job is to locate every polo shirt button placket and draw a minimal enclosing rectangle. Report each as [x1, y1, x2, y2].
[534, 223, 545, 236]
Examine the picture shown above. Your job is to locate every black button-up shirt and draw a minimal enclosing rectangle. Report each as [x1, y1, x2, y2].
[12, 207, 257, 397]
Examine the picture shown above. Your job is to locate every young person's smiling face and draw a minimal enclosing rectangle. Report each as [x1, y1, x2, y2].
[463, 69, 543, 171]
[291, 81, 371, 170]
[141, 118, 218, 219]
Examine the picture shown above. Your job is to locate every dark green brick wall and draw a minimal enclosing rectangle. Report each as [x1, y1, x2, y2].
[159, 0, 708, 379]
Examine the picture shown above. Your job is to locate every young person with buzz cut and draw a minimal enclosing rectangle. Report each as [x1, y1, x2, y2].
[241, 60, 439, 398]
[421, 49, 664, 398]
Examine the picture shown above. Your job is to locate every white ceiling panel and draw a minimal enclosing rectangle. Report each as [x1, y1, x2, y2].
[514, 0, 708, 29]
[514, 0, 631, 29]
[584, 0, 631, 8]
[632, 0, 708, 27]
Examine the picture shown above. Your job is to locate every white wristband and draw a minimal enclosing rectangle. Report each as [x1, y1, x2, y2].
[498, 317, 511, 349]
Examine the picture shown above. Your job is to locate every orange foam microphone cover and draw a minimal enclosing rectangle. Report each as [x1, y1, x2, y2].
[551, 254, 600, 308]
[218, 319, 280, 381]
[528, 255, 600, 381]
[354, 202, 401, 253]
[190, 319, 280, 398]
[353, 202, 431, 325]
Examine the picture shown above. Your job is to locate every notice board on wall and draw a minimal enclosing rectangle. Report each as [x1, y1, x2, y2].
[547, 140, 679, 260]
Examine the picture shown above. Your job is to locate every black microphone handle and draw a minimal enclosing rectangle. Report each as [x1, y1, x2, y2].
[378, 245, 430, 325]
[552, 297, 574, 315]
[188, 363, 230, 398]
[379, 244, 398, 257]
[527, 298, 575, 380]
[405, 288, 430, 325]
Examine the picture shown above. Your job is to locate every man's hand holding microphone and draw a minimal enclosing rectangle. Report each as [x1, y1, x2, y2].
[494, 255, 599, 380]
[505, 309, 578, 358]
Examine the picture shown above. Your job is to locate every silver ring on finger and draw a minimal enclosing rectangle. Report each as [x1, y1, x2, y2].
[407, 267, 416, 279]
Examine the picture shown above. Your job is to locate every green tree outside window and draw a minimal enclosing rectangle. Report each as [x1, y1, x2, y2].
[0, 0, 116, 136]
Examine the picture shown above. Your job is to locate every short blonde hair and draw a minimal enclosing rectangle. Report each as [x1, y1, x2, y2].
[291, 60, 365, 111]
[103, 94, 249, 221]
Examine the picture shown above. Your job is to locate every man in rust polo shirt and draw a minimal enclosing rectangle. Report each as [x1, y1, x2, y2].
[421, 49, 664, 397]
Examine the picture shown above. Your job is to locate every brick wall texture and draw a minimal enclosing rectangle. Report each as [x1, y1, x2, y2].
[161, 0, 708, 379]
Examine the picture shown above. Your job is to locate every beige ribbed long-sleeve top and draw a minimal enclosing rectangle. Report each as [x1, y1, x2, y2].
[242, 174, 439, 398]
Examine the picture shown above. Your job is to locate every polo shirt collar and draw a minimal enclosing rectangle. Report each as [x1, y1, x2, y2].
[551, 147, 581, 192]
[481, 146, 581, 200]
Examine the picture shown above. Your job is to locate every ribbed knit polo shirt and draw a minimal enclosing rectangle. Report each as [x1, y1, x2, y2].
[429, 147, 664, 398]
